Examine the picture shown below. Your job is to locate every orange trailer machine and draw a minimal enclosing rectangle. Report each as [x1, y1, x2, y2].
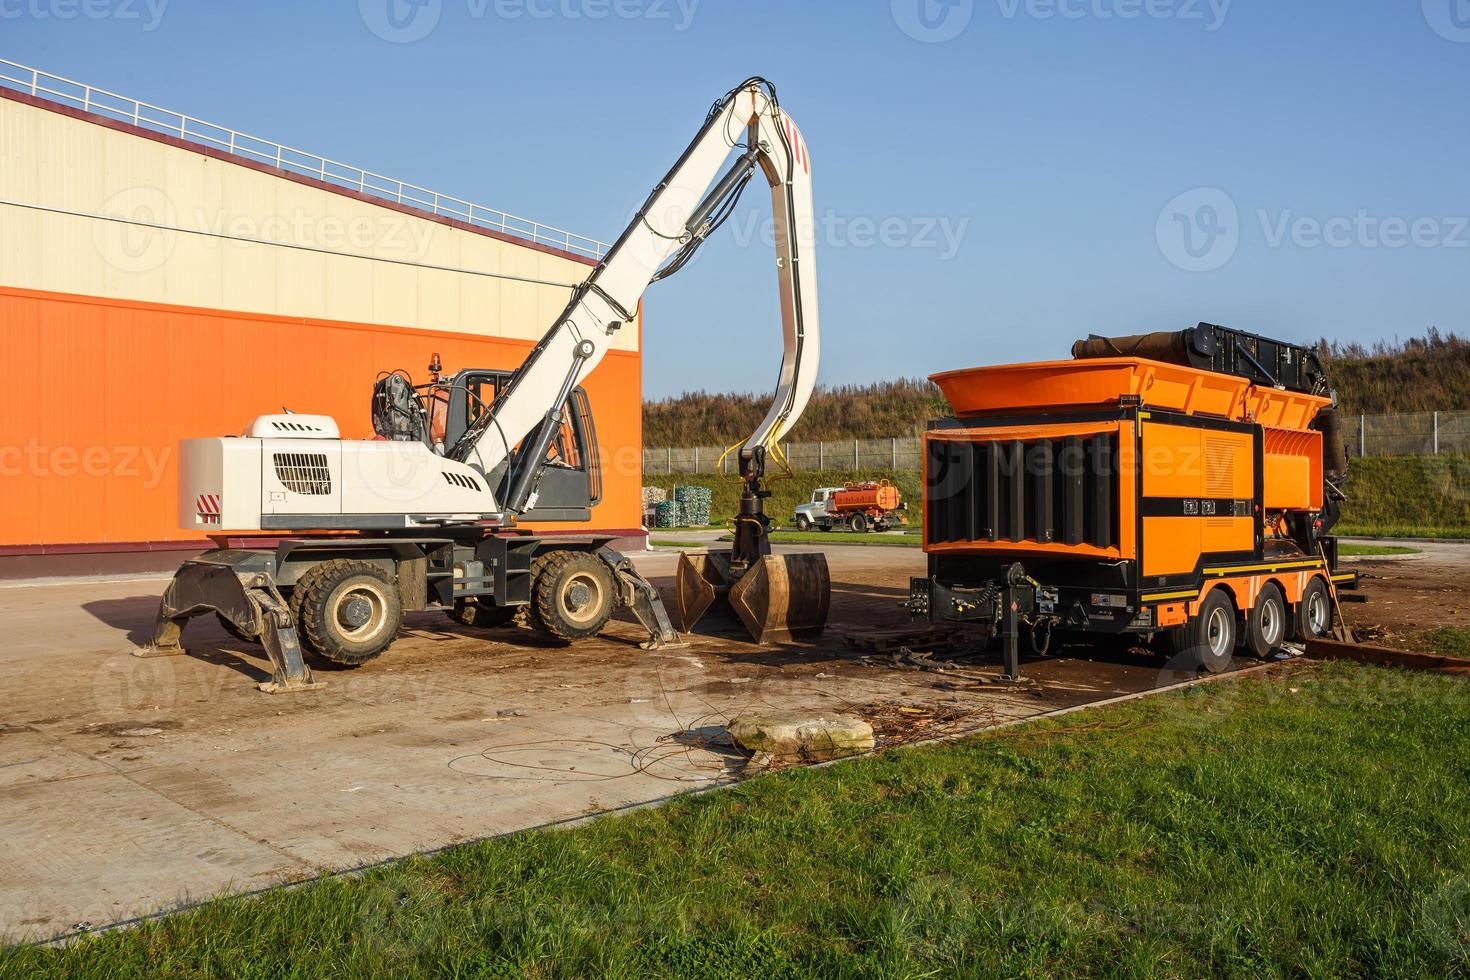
[910, 323, 1357, 680]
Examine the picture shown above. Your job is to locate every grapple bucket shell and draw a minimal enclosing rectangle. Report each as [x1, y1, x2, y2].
[675, 550, 830, 645]
[728, 553, 831, 644]
[673, 551, 734, 633]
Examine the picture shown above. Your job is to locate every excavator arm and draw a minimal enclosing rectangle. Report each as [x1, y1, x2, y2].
[453, 78, 820, 518]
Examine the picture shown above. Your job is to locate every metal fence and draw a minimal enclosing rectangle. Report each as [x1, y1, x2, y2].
[643, 411, 1470, 474]
[0, 57, 610, 260]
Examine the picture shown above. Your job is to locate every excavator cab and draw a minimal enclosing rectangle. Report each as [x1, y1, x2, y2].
[446, 368, 602, 523]
[372, 361, 602, 523]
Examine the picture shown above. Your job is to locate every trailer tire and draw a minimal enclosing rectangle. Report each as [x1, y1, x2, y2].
[1167, 588, 1236, 674]
[298, 559, 402, 666]
[1294, 576, 1333, 641]
[795, 515, 811, 532]
[530, 550, 615, 642]
[1244, 583, 1287, 658]
[849, 513, 868, 533]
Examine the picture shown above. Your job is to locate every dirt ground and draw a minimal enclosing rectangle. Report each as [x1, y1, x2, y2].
[0, 538, 1463, 942]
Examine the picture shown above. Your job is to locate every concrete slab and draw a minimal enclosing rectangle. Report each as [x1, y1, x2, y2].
[1, 541, 1427, 942]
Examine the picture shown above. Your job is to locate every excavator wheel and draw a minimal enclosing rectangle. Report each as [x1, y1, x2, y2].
[448, 598, 521, 630]
[530, 550, 616, 642]
[297, 559, 403, 666]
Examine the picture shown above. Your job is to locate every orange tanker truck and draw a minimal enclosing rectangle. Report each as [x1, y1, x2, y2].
[910, 323, 1357, 680]
[794, 480, 908, 532]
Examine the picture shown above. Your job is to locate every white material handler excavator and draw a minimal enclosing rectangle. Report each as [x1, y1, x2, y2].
[139, 78, 829, 692]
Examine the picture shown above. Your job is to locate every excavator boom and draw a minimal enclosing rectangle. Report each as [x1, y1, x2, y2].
[459, 79, 820, 513]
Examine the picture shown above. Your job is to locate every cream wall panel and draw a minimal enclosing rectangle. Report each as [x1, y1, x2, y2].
[0, 96, 638, 352]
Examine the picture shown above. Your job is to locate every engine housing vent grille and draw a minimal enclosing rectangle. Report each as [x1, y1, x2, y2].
[272, 452, 332, 495]
[442, 471, 482, 492]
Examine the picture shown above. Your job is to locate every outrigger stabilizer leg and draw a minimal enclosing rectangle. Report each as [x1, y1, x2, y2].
[598, 547, 687, 650]
[135, 553, 323, 694]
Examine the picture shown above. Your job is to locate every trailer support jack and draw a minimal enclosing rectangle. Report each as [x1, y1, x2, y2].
[995, 563, 1038, 684]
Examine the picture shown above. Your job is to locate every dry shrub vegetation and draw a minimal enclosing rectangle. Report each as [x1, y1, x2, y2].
[644, 331, 1470, 445]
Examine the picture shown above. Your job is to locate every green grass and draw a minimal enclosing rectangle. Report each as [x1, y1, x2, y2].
[8, 662, 1470, 977]
[1338, 524, 1470, 541]
[650, 456, 1470, 542]
[648, 539, 713, 549]
[767, 530, 921, 547]
[1415, 627, 1470, 659]
[1338, 543, 1421, 556]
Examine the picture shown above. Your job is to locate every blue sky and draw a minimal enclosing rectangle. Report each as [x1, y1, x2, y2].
[5, 1, 1468, 399]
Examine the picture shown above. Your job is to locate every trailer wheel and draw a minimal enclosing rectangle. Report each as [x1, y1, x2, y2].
[1244, 583, 1287, 658]
[298, 559, 402, 666]
[848, 513, 868, 533]
[1167, 588, 1236, 673]
[448, 598, 520, 629]
[1294, 577, 1333, 640]
[530, 550, 615, 641]
[795, 515, 811, 532]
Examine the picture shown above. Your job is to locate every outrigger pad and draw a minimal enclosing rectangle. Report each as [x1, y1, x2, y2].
[676, 550, 830, 645]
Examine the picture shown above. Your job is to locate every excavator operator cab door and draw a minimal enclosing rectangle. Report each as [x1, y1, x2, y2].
[445, 369, 602, 523]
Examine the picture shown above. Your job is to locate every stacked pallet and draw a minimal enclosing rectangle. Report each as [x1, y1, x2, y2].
[654, 499, 684, 528]
[674, 485, 712, 526]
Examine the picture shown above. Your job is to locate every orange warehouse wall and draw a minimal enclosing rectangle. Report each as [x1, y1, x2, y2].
[0, 285, 643, 549]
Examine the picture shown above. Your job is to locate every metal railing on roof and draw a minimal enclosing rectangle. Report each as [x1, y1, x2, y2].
[0, 57, 610, 260]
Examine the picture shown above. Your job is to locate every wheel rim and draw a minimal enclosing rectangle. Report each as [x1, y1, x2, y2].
[1206, 606, 1232, 659]
[1307, 591, 1330, 635]
[560, 572, 605, 627]
[1260, 595, 1284, 646]
[335, 584, 387, 641]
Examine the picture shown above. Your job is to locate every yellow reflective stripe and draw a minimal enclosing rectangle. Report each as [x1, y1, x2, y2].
[1203, 559, 1323, 576]
[1142, 589, 1199, 602]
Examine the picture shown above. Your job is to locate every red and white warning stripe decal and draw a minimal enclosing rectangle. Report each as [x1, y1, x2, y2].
[784, 117, 809, 174]
[196, 493, 221, 524]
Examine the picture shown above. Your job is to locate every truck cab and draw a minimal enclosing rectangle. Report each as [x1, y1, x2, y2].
[794, 488, 844, 531]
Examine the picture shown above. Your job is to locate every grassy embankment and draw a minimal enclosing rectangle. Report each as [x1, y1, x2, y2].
[7, 662, 1470, 976]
